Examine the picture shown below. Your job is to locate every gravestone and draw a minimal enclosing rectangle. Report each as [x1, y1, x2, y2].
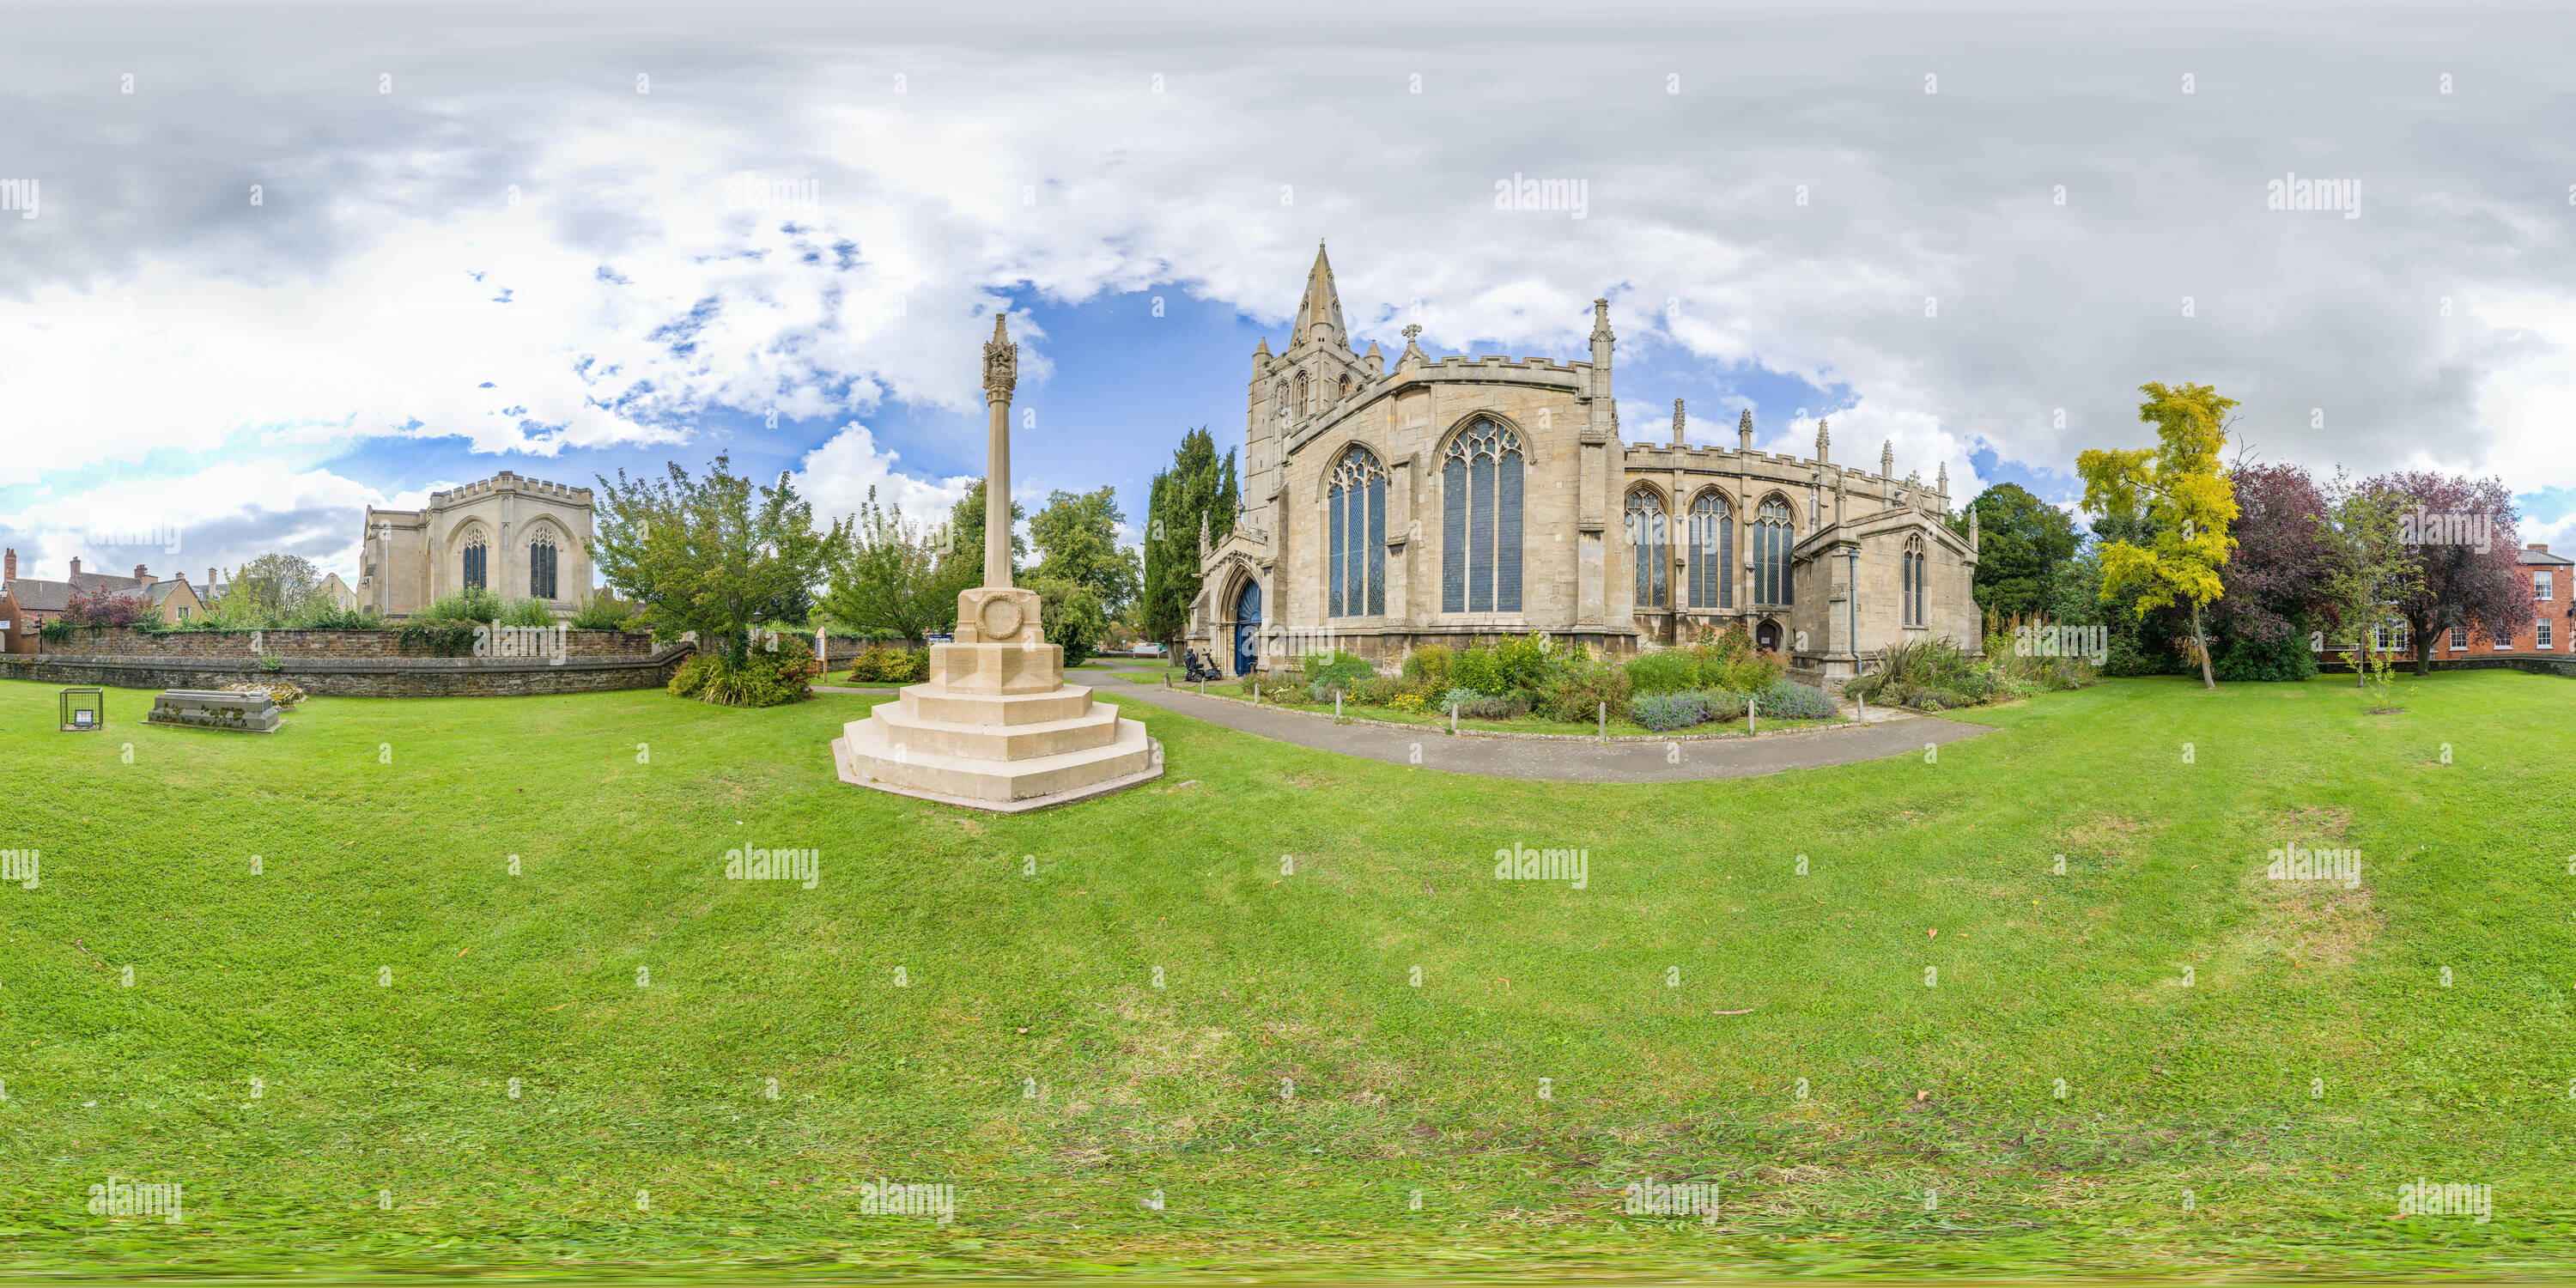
[146, 689, 284, 732]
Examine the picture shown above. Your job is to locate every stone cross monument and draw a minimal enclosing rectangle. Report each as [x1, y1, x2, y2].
[831, 313, 1163, 811]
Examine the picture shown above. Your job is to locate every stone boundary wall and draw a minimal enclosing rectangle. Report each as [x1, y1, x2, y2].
[0, 645, 693, 697]
[44, 627, 659, 659]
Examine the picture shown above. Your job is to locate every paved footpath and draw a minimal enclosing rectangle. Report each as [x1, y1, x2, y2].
[1076, 661, 1994, 784]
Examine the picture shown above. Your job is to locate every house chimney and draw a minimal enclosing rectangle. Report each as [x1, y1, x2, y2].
[209, 567, 218, 591]
[2529, 543, 2549, 554]
[135, 563, 149, 583]
[3, 548, 13, 582]
[68, 556, 81, 577]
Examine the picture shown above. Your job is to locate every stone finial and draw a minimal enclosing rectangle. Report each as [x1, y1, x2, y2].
[982, 312, 1018, 404]
[1737, 408, 1754, 451]
[1968, 504, 1981, 550]
[1880, 440, 1895, 477]
[1399, 324, 1425, 366]
[1590, 297, 1613, 340]
[1936, 461, 1949, 494]
[1814, 416, 1831, 464]
[1672, 398, 1686, 446]
[1199, 509, 1211, 562]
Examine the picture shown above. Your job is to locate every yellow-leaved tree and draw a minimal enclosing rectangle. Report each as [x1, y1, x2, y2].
[2076, 382, 2239, 690]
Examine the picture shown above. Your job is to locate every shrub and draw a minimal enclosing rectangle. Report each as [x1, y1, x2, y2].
[1625, 650, 1698, 696]
[497, 597, 557, 628]
[1455, 692, 1530, 720]
[684, 638, 820, 707]
[289, 600, 374, 629]
[667, 652, 719, 698]
[65, 586, 153, 629]
[1540, 647, 1631, 724]
[1754, 677, 1839, 720]
[845, 645, 928, 684]
[569, 591, 639, 631]
[39, 617, 76, 642]
[1303, 650, 1375, 696]
[2213, 631, 2318, 683]
[1495, 633, 1553, 692]
[397, 620, 480, 657]
[1357, 674, 1426, 706]
[1401, 644, 1455, 690]
[1385, 692, 1428, 714]
[416, 586, 505, 624]
[1698, 688, 1750, 722]
[1629, 690, 1711, 732]
[1440, 685, 1483, 712]
[1451, 645, 1503, 696]
[1237, 673, 1302, 702]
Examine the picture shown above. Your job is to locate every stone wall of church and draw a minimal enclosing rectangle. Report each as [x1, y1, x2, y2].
[1270, 362, 1602, 650]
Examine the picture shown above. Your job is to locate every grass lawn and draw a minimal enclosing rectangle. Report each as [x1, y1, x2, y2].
[3, 670, 2572, 1276]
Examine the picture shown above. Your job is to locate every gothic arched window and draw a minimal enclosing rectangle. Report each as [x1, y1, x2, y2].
[463, 535, 488, 591]
[1327, 447, 1388, 617]
[1753, 496, 1794, 606]
[1625, 488, 1668, 610]
[531, 535, 559, 601]
[1274, 381, 1290, 423]
[1688, 490, 1732, 610]
[1338, 374, 1352, 401]
[1296, 371, 1310, 416]
[1442, 419, 1525, 614]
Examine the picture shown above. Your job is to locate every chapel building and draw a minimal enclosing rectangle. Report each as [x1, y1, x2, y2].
[1189, 246, 1981, 689]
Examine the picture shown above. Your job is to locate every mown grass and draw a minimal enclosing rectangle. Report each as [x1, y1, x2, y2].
[1, 670, 2571, 1277]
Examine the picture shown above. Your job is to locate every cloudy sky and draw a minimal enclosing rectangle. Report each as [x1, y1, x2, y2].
[3, 0, 2573, 590]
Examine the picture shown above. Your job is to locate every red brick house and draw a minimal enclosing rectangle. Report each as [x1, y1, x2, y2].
[0, 549, 203, 651]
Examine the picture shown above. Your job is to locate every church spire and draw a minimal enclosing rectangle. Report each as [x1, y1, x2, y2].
[1291, 240, 1347, 349]
[1814, 416, 1831, 464]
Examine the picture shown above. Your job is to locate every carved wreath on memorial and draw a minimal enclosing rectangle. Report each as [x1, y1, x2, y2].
[978, 596, 1024, 640]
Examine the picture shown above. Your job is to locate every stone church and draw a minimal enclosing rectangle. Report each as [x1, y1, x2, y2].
[357, 471, 596, 618]
[1188, 246, 1981, 689]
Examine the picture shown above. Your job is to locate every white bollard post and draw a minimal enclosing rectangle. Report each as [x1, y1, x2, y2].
[1335, 691, 1343, 720]
[1449, 703, 1458, 736]
[1749, 695, 1759, 734]
[1598, 701, 1606, 744]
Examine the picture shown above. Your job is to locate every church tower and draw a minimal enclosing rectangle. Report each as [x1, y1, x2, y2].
[1248, 242, 1364, 526]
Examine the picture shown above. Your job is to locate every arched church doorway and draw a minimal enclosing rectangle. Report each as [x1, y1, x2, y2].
[1755, 618, 1781, 653]
[1232, 580, 1263, 676]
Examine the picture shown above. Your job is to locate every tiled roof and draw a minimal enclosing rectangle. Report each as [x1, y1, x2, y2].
[2518, 547, 2571, 566]
[68, 570, 149, 593]
[3, 579, 76, 611]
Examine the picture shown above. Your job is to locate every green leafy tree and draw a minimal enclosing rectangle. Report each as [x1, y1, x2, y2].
[1953, 483, 2081, 620]
[230, 552, 322, 620]
[1141, 427, 1239, 653]
[589, 454, 849, 667]
[2077, 381, 2239, 690]
[819, 487, 969, 643]
[944, 478, 1025, 592]
[1030, 485, 1141, 616]
[1033, 578, 1109, 667]
[2314, 472, 2422, 689]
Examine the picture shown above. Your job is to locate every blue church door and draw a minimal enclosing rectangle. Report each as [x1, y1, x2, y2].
[1232, 580, 1262, 676]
